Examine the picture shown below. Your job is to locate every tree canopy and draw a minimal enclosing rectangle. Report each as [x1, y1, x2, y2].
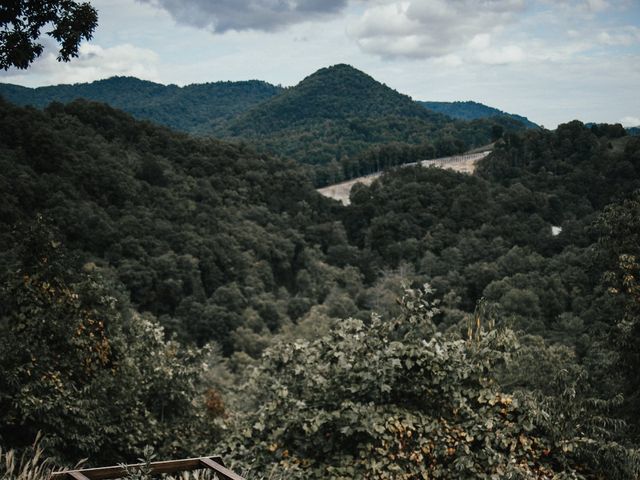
[1, 90, 640, 477]
[0, 0, 97, 70]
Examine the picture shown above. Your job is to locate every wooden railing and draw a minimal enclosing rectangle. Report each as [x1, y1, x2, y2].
[51, 456, 245, 480]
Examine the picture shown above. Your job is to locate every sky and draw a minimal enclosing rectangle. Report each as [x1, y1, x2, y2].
[1, 0, 639, 128]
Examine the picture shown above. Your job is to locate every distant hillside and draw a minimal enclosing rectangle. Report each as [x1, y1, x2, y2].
[0, 97, 332, 354]
[224, 64, 442, 135]
[419, 100, 538, 129]
[216, 64, 526, 171]
[627, 126, 639, 136]
[3, 91, 640, 477]
[0, 76, 282, 132]
[0, 65, 528, 179]
[585, 122, 628, 138]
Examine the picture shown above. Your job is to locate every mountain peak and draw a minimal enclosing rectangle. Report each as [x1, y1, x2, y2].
[420, 100, 539, 129]
[307, 63, 370, 77]
[90, 75, 162, 86]
[225, 64, 437, 135]
[297, 64, 387, 92]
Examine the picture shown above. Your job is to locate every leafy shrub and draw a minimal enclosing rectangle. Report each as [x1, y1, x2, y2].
[223, 286, 594, 479]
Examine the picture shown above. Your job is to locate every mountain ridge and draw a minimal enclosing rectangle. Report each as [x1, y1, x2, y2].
[0, 65, 536, 135]
[419, 100, 539, 128]
[0, 65, 531, 173]
[0, 75, 283, 132]
[220, 63, 447, 136]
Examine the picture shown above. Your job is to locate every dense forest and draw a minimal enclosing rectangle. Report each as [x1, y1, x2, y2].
[0, 76, 283, 132]
[0, 65, 530, 187]
[419, 100, 539, 129]
[1, 83, 640, 478]
[212, 65, 529, 184]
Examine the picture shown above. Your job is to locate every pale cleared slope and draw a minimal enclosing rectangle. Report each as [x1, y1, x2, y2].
[317, 150, 491, 205]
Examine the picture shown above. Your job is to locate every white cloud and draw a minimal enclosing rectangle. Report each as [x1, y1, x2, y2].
[597, 26, 640, 46]
[432, 54, 463, 67]
[469, 34, 491, 50]
[474, 45, 525, 65]
[70, 44, 160, 81]
[465, 33, 525, 65]
[1, 0, 638, 130]
[348, 0, 526, 60]
[621, 116, 640, 127]
[542, 0, 611, 14]
[137, 0, 348, 32]
[585, 0, 609, 11]
[0, 43, 160, 86]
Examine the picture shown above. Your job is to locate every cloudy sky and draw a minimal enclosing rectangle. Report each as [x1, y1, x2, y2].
[1, 0, 639, 128]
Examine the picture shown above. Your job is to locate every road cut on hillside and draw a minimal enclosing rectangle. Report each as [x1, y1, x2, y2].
[317, 150, 491, 205]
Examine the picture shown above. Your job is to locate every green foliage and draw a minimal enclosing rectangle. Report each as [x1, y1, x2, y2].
[1, 84, 640, 479]
[500, 334, 639, 479]
[216, 65, 526, 175]
[223, 286, 623, 479]
[588, 123, 627, 139]
[0, 64, 527, 183]
[419, 100, 539, 129]
[529, 368, 640, 479]
[0, 218, 216, 464]
[225, 64, 439, 132]
[0, 97, 340, 352]
[0, 0, 97, 70]
[1, 99, 638, 363]
[120, 446, 156, 480]
[341, 122, 640, 342]
[596, 192, 640, 433]
[0, 77, 282, 132]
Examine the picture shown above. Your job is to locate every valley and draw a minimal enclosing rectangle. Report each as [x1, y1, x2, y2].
[1, 61, 639, 479]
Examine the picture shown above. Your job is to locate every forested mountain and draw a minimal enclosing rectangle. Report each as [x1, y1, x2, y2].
[0, 76, 282, 132]
[0, 97, 340, 356]
[339, 122, 640, 350]
[0, 68, 538, 140]
[225, 64, 440, 131]
[2, 89, 640, 477]
[213, 64, 527, 181]
[0, 65, 529, 183]
[420, 100, 539, 128]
